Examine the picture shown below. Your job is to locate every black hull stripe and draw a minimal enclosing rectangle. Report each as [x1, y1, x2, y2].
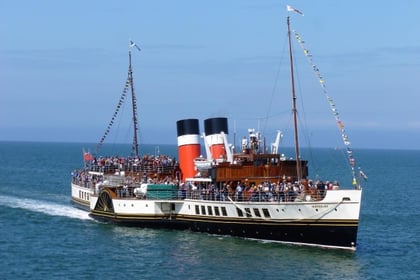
[90, 211, 358, 249]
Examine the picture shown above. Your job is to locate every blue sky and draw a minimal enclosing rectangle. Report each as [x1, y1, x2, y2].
[1, 0, 419, 150]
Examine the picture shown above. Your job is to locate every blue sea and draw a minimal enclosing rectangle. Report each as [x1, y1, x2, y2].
[1, 141, 419, 279]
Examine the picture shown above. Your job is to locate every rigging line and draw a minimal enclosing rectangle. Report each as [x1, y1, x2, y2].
[292, 29, 364, 188]
[293, 67, 322, 179]
[289, 31, 331, 177]
[262, 33, 288, 134]
[112, 87, 127, 150]
[123, 112, 135, 150]
[235, 111, 290, 122]
[290, 40, 314, 154]
[295, 70, 349, 179]
[292, 102, 318, 175]
[95, 79, 130, 155]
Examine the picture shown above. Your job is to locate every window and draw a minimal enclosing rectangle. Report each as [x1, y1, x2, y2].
[236, 207, 244, 217]
[214, 207, 220, 216]
[201, 205, 206, 215]
[253, 208, 261, 217]
[221, 207, 227, 216]
[207, 206, 213, 216]
[244, 208, 252, 217]
[262, 208, 270, 218]
[195, 205, 200, 215]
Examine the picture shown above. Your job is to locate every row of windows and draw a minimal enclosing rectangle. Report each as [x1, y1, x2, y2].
[237, 207, 271, 218]
[194, 204, 271, 218]
[195, 205, 227, 216]
[78, 190, 90, 201]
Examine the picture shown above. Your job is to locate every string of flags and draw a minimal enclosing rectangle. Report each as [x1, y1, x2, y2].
[293, 30, 366, 187]
[95, 78, 131, 154]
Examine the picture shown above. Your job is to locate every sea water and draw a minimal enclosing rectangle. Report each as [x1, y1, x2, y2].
[0, 141, 419, 279]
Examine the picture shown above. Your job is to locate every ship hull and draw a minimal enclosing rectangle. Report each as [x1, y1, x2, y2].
[89, 189, 361, 250]
[71, 182, 93, 211]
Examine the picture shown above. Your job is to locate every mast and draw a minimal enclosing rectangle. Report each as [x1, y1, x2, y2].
[287, 16, 302, 181]
[128, 49, 140, 157]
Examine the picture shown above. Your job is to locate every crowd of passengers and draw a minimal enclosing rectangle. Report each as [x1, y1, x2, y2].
[85, 154, 177, 174]
[71, 154, 340, 202]
[72, 168, 339, 202]
[71, 168, 178, 189]
[71, 154, 178, 186]
[181, 178, 340, 202]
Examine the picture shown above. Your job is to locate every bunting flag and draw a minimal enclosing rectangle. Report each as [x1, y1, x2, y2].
[359, 168, 368, 181]
[129, 40, 141, 52]
[95, 77, 131, 154]
[293, 30, 365, 188]
[287, 5, 304, 16]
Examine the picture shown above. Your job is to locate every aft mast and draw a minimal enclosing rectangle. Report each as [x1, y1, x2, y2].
[128, 41, 141, 157]
[94, 41, 141, 156]
[287, 15, 302, 181]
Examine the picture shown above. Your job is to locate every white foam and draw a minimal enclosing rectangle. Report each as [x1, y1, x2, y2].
[0, 195, 92, 220]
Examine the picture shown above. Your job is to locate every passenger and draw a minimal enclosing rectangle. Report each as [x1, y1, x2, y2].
[265, 182, 274, 201]
[220, 184, 227, 201]
[289, 182, 299, 201]
[224, 184, 230, 199]
[235, 183, 243, 201]
[71, 170, 78, 183]
[244, 184, 253, 201]
[316, 180, 327, 200]
[300, 179, 309, 193]
[272, 182, 279, 201]
[327, 182, 334, 190]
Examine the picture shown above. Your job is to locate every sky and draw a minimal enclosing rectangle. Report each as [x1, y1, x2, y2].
[1, 0, 419, 150]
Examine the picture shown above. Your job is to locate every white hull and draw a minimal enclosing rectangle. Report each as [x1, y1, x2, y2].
[71, 182, 94, 211]
[92, 189, 360, 220]
[90, 188, 362, 250]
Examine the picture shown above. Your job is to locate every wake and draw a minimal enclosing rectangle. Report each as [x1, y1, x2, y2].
[0, 195, 92, 221]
